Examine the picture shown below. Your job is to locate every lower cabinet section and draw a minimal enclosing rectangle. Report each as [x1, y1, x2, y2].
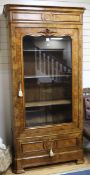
[14, 133, 84, 172]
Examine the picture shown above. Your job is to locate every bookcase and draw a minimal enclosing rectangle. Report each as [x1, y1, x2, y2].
[4, 4, 85, 173]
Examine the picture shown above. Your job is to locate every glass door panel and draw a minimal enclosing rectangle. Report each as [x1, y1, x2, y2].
[23, 35, 72, 127]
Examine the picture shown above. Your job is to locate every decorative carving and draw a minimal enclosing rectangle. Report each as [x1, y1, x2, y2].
[43, 139, 56, 150]
[43, 139, 56, 157]
[38, 28, 57, 36]
[41, 12, 53, 21]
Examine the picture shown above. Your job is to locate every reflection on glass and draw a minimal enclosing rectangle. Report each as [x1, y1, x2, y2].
[23, 36, 72, 127]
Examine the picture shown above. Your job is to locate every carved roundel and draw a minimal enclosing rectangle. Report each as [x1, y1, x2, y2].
[42, 12, 53, 21]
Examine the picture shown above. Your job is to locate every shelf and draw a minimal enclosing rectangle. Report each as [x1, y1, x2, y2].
[23, 49, 65, 52]
[24, 49, 36, 52]
[25, 99, 71, 108]
[24, 74, 72, 79]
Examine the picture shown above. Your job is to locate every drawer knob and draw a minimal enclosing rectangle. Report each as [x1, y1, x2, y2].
[49, 148, 54, 157]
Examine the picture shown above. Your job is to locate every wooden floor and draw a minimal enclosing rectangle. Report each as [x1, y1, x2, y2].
[5, 139, 90, 175]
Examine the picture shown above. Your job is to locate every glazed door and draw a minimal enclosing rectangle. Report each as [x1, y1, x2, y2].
[23, 35, 72, 127]
[15, 28, 79, 130]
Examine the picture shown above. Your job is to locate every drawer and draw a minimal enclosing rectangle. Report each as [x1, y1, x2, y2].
[20, 136, 83, 168]
[21, 137, 79, 156]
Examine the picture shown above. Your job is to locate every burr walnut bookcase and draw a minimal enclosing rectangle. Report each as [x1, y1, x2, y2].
[4, 4, 85, 173]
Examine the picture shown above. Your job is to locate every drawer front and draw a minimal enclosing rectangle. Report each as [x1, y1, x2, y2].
[21, 137, 80, 156]
[12, 12, 81, 23]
